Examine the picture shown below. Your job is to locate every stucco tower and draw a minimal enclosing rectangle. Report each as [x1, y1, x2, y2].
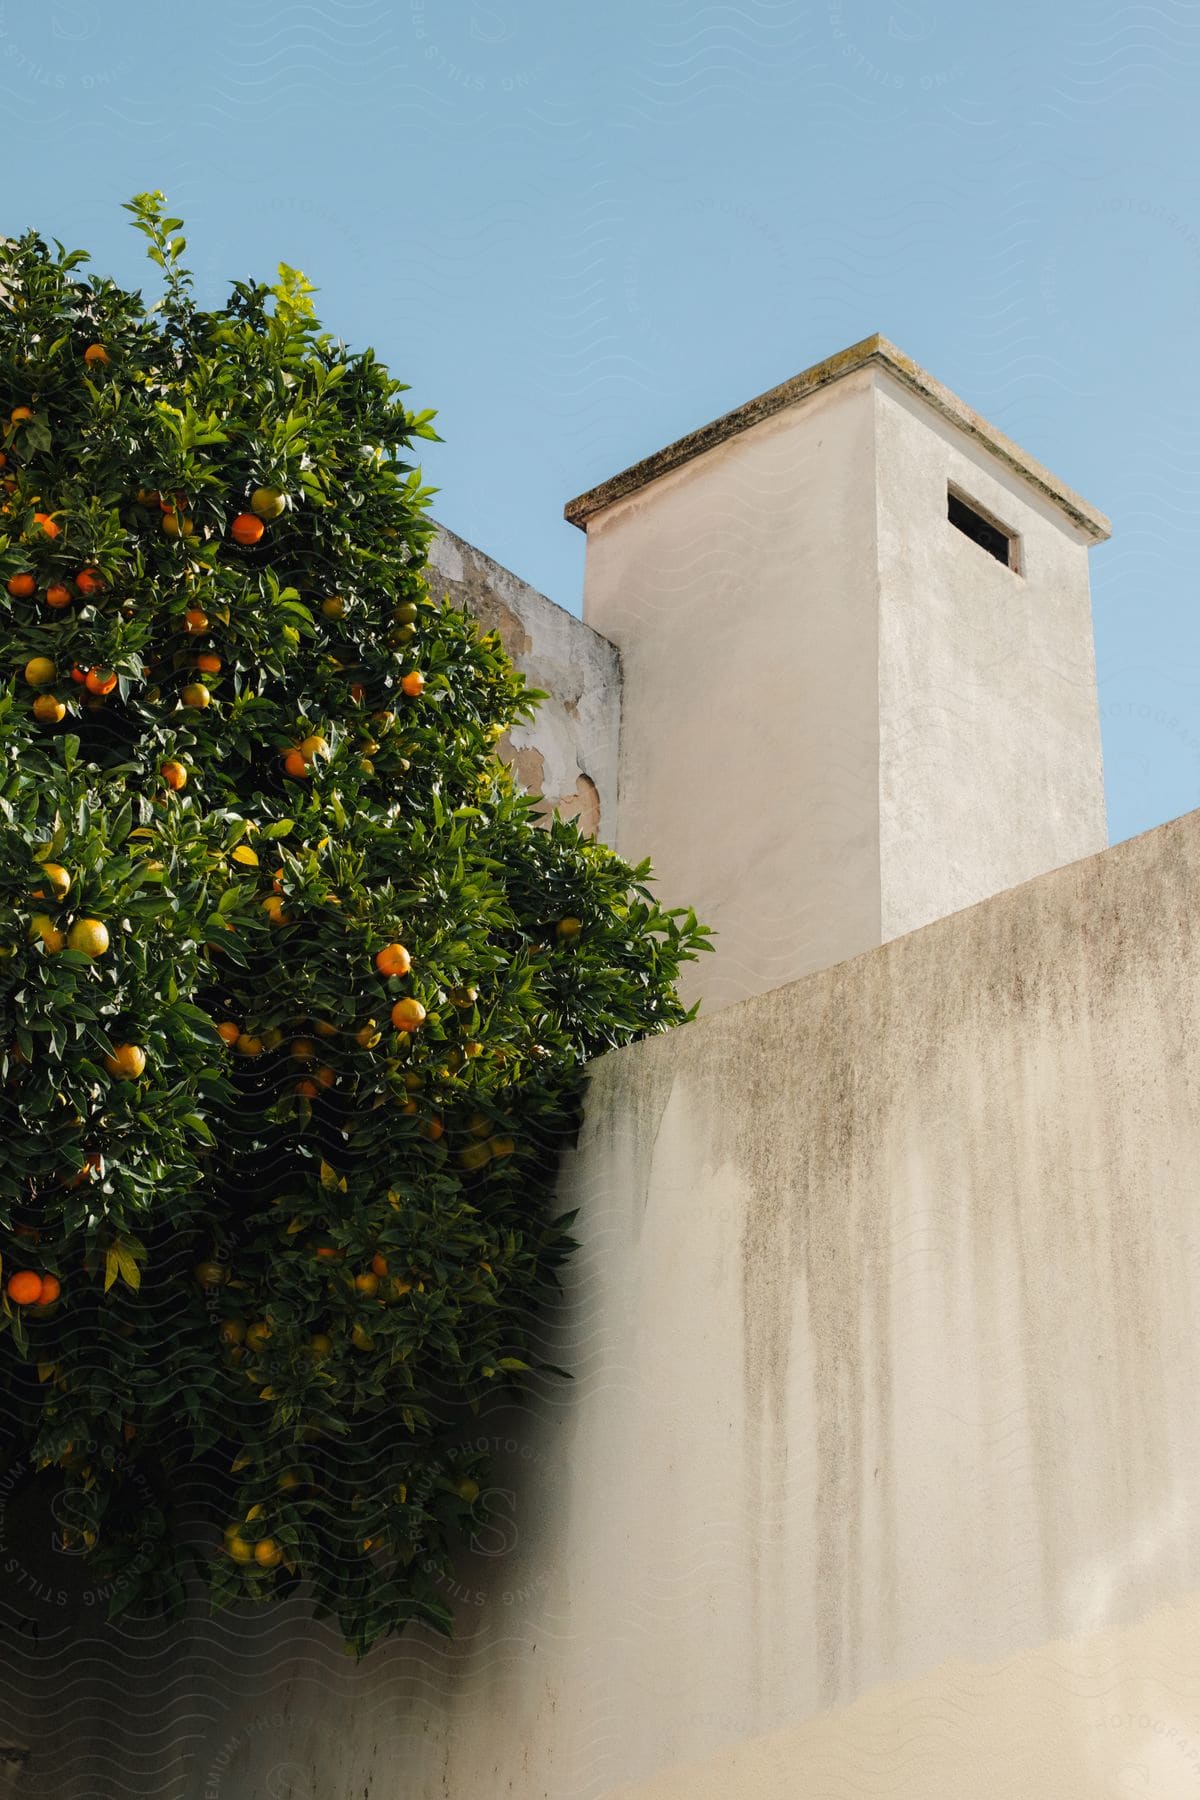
[566, 335, 1111, 1012]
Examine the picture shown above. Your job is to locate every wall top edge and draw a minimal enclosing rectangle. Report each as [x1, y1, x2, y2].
[562, 334, 1111, 544]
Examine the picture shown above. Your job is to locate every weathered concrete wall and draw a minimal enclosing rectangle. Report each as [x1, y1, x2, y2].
[5, 807, 1200, 1798]
[571, 338, 1109, 1014]
[580, 367, 885, 1012]
[426, 523, 619, 839]
[874, 368, 1107, 942]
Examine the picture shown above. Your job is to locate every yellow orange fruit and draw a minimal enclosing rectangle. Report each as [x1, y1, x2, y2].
[390, 997, 426, 1032]
[30, 914, 65, 953]
[104, 1044, 146, 1080]
[83, 343, 110, 367]
[250, 486, 286, 520]
[32, 694, 65, 724]
[33, 863, 70, 901]
[67, 918, 109, 957]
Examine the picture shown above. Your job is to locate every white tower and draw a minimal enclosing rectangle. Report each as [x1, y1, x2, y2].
[566, 336, 1110, 1012]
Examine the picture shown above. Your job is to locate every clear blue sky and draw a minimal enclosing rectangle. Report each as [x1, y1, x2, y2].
[5, 0, 1200, 846]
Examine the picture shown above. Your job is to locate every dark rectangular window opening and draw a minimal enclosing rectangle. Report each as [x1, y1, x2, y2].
[947, 486, 1019, 571]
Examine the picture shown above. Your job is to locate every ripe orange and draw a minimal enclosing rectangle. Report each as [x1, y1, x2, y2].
[374, 943, 412, 977]
[83, 344, 110, 367]
[400, 670, 425, 698]
[7, 572, 35, 598]
[309, 1333, 332, 1358]
[74, 567, 104, 597]
[235, 1033, 264, 1057]
[371, 1253, 388, 1278]
[254, 1539, 283, 1569]
[226, 1533, 254, 1564]
[6, 1271, 42, 1306]
[390, 997, 426, 1033]
[216, 1020, 240, 1046]
[30, 914, 65, 952]
[67, 918, 109, 957]
[195, 652, 221, 675]
[349, 682, 366, 704]
[161, 760, 188, 791]
[135, 488, 159, 507]
[105, 1043, 146, 1080]
[290, 1038, 316, 1061]
[31, 512, 59, 539]
[181, 683, 210, 709]
[184, 608, 209, 634]
[261, 895, 289, 926]
[294, 1078, 319, 1099]
[9, 407, 33, 424]
[282, 749, 309, 780]
[36, 1274, 61, 1306]
[355, 1021, 381, 1049]
[321, 595, 345, 619]
[354, 1271, 379, 1298]
[315, 1065, 335, 1088]
[424, 1116, 445, 1142]
[33, 863, 71, 901]
[70, 666, 86, 685]
[84, 668, 117, 696]
[45, 583, 72, 609]
[32, 694, 65, 725]
[313, 1244, 341, 1262]
[297, 734, 329, 761]
[230, 512, 264, 546]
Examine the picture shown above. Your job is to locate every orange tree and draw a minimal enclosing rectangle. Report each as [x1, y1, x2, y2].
[0, 195, 707, 1653]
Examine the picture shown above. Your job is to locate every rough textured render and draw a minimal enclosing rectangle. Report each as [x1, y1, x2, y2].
[425, 522, 619, 840]
[570, 338, 1109, 1012]
[12, 807, 1200, 1798]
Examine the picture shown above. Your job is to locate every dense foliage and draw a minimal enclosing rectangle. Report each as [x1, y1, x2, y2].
[0, 197, 707, 1653]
